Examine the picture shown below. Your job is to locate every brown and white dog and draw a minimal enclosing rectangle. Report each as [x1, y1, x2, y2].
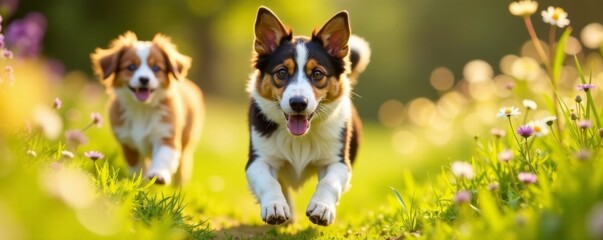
[91, 32, 204, 185]
[246, 7, 370, 226]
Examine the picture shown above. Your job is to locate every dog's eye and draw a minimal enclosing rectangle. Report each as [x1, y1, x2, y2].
[151, 65, 161, 72]
[126, 64, 137, 71]
[311, 69, 324, 81]
[275, 68, 288, 80]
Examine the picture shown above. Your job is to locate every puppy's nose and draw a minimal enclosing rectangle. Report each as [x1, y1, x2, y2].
[289, 96, 308, 113]
[139, 76, 149, 85]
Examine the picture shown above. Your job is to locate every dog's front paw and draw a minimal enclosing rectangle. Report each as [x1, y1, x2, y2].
[146, 169, 172, 185]
[306, 201, 336, 226]
[261, 200, 291, 225]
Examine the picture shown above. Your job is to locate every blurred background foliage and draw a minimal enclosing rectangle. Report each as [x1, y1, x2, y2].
[11, 0, 600, 120]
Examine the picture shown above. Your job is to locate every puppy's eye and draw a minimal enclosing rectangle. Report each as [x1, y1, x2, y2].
[311, 69, 324, 81]
[151, 65, 161, 72]
[275, 68, 288, 80]
[126, 64, 137, 71]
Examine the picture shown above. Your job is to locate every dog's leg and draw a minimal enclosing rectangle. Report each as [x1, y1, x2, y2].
[246, 160, 290, 225]
[147, 144, 181, 185]
[306, 162, 350, 226]
[173, 146, 194, 186]
[122, 144, 144, 175]
[280, 179, 296, 223]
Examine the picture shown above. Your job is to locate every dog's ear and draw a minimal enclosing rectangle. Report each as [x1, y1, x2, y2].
[91, 31, 138, 82]
[91, 48, 121, 81]
[313, 11, 350, 59]
[254, 6, 291, 55]
[152, 33, 192, 81]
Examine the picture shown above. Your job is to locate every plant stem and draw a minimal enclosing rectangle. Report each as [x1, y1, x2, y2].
[508, 117, 521, 146]
[523, 16, 550, 65]
[549, 25, 556, 62]
[523, 109, 530, 125]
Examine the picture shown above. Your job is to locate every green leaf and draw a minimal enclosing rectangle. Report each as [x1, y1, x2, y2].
[552, 28, 572, 85]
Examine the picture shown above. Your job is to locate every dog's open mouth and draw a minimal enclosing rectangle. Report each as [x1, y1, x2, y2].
[284, 113, 314, 136]
[128, 86, 155, 102]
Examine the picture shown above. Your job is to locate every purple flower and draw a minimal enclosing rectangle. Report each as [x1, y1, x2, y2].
[5, 12, 47, 58]
[454, 190, 472, 204]
[518, 172, 537, 184]
[90, 112, 102, 127]
[517, 125, 534, 138]
[578, 120, 593, 129]
[577, 83, 596, 92]
[53, 97, 61, 110]
[3, 49, 12, 59]
[84, 151, 104, 161]
[64, 129, 88, 147]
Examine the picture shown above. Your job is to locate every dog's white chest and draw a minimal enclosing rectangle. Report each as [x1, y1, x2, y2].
[114, 104, 172, 156]
[253, 118, 345, 176]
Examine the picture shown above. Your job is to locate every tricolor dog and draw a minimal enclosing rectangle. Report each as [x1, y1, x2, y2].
[246, 7, 370, 226]
[91, 32, 204, 185]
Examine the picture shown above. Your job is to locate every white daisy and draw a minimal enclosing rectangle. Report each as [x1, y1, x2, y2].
[496, 106, 521, 118]
[528, 120, 549, 137]
[61, 150, 74, 159]
[542, 116, 557, 126]
[522, 99, 537, 110]
[542, 6, 570, 28]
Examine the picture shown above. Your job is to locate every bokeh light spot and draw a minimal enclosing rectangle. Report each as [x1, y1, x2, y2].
[408, 98, 435, 126]
[378, 100, 405, 128]
[500, 54, 519, 76]
[510, 57, 540, 81]
[463, 60, 493, 83]
[521, 40, 549, 63]
[430, 67, 455, 91]
[581, 23, 603, 49]
[565, 36, 582, 55]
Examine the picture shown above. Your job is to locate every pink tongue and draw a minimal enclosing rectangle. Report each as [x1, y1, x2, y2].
[287, 115, 310, 136]
[134, 89, 151, 101]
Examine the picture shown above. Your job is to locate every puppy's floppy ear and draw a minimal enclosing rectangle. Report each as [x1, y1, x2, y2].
[313, 11, 351, 59]
[152, 33, 191, 81]
[254, 6, 292, 55]
[91, 48, 121, 80]
[91, 31, 138, 81]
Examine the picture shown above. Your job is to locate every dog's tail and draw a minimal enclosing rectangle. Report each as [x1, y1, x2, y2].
[347, 35, 371, 85]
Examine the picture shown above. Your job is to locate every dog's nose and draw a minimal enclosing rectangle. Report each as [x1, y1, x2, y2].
[289, 96, 308, 113]
[139, 76, 149, 85]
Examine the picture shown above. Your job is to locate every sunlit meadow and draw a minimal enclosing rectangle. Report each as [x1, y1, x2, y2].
[1, 1, 603, 239]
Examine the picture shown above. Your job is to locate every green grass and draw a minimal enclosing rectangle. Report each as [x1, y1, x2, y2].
[2, 3, 603, 239]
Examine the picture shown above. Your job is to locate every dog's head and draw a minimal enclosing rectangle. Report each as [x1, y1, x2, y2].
[91, 31, 191, 103]
[252, 7, 351, 136]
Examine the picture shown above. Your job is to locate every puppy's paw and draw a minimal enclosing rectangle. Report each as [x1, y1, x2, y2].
[261, 200, 291, 225]
[146, 169, 172, 185]
[306, 201, 336, 226]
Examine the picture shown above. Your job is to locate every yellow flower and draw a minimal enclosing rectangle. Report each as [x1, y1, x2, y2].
[509, 0, 538, 17]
